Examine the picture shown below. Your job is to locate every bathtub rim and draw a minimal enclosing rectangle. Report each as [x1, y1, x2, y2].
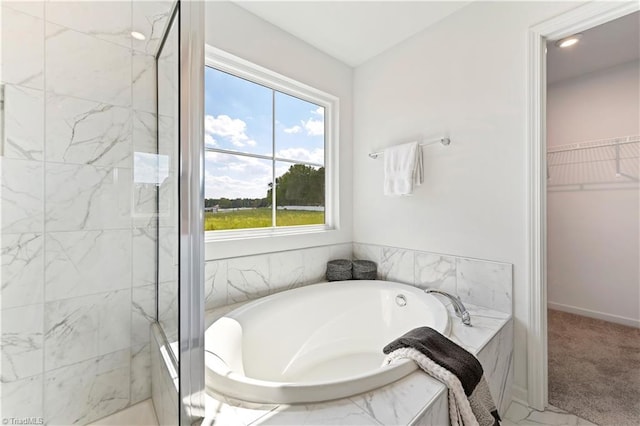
[205, 279, 451, 404]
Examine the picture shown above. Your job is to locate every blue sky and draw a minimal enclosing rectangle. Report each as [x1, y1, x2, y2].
[204, 67, 324, 199]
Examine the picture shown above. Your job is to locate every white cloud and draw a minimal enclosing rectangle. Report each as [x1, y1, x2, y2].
[205, 152, 273, 199]
[281, 107, 324, 137]
[276, 148, 324, 165]
[204, 172, 270, 199]
[204, 134, 217, 147]
[283, 125, 302, 134]
[302, 118, 324, 136]
[204, 114, 257, 148]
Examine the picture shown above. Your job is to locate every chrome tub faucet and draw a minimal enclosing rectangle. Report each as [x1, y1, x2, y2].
[425, 289, 471, 326]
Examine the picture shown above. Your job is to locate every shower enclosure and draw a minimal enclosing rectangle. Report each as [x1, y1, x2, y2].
[154, 1, 205, 423]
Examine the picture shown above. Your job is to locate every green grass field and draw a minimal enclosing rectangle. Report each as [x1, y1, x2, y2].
[205, 208, 324, 231]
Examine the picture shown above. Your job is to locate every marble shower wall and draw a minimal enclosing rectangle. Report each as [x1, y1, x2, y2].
[353, 242, 513, 314]
[1, 1, 172, 424]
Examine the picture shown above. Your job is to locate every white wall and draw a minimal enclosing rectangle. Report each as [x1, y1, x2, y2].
[352, 0, 582, 399]
[204, 1, 353, 260]
[547, 60, 640, 146]
[547, 61, 640, 326]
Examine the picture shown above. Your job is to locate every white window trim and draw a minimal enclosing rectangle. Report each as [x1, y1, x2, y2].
[203, 45, 340, 243]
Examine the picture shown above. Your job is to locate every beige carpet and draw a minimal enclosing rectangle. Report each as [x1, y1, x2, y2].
[548, 309, 640, 426]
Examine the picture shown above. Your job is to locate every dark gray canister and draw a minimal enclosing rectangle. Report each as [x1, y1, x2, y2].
[326, 259, 352, 281]
[352, 260, 377, 280]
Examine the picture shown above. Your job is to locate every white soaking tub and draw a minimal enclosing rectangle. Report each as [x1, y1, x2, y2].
[205, 280, 450, 404]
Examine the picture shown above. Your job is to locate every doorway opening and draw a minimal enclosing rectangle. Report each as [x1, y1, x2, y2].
[545, 11, 639, 424]
[526, 0, 639, 419]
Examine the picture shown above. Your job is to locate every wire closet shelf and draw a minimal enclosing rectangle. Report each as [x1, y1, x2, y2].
[547, 135, 639, 189]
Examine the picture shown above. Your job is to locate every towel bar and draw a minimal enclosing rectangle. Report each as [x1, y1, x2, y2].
[368, 137, 450, 159]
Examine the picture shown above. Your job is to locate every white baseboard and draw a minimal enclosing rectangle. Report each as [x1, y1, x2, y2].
[511, 385, 529, 407]
[548, 301, 640, 328]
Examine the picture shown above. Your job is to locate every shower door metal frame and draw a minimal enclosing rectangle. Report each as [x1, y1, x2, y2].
[178, 0, 205, 423]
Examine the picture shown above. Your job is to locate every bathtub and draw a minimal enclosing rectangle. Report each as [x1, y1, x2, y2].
[205, 280, 450, 404]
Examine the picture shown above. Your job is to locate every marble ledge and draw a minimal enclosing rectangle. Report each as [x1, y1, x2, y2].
[200, 301, 511, 426]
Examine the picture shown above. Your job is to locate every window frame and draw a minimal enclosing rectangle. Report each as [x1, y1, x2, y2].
[203, 45, 339, 242]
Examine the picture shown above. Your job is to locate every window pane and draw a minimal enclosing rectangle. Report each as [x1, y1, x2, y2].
[275, 92, 324, 165]
[275, 161, 325, 227]
[204, 151, 273, 230]
[204, 66, 272, 156]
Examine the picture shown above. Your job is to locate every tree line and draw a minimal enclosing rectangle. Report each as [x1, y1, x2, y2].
[205, 164, 324, 209]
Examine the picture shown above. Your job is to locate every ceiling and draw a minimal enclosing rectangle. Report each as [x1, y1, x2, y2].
[233, 1, 472, 67]
[547, 11, 640, 84]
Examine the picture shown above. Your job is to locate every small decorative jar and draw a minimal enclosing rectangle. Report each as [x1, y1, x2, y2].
[326, 259, 353, 281]
[352, 260, 377, 280]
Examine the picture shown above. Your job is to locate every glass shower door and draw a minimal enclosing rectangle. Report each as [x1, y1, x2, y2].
[156, 1, 205, 423]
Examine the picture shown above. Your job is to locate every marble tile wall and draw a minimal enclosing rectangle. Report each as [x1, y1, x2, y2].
[1, 1, 172, 424]
[203, 243, 353, 311]
[353, 242, 513, 314]
[479, 321, 514, 416]
[150, 325, 178, 426]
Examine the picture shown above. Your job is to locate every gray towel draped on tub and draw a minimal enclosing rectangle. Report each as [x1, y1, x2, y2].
[383, 327, 500, 426]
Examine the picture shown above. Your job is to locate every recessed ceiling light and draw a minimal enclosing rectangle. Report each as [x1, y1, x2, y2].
[131, 31, 146, 41]
[555, 34, 581, 48]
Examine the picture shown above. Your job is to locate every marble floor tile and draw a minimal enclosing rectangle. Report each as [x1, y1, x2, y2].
[503, 400, 597, 426]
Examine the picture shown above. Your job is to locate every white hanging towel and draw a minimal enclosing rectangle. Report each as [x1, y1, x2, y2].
[383, 141, 424, 196]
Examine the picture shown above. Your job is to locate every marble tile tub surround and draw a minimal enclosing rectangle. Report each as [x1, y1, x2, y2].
[203, 241, 512, 315]
[353, 242, 513, 314]
[203, 243, 353, 311]
[200, 301, 513, 425]
[1, 1, 173, 425]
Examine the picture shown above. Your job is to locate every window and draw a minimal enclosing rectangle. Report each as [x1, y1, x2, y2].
[204, 47, 337, 237]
